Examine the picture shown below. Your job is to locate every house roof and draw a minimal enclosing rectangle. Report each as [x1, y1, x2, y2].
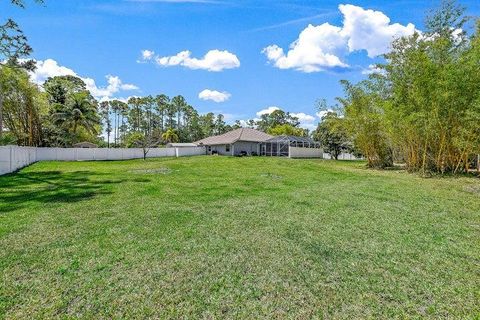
[195, 128, 273, 145]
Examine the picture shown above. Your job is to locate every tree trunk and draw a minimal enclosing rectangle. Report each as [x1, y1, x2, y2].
[477, 154, 480, 173]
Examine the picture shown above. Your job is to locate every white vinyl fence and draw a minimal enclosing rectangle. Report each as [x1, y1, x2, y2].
[0, 146, 206, 175]
[322, 152, 361, 160]
[289, 146, 324, 158]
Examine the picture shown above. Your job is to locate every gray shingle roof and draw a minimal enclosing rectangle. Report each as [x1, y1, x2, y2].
[195, 128, 273, 145]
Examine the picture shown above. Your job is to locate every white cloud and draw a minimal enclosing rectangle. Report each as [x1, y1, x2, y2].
[291, 112, 316, 123]
[256, 106, 280, 117]
[30, 59, 139, 100]
[29, 59, 76, 84]
[141, 49, 155, 61]
[198, 89, 231, 103]
[361, 64, 385, 75]
[291, 112, 317, 131]
[262, 23, 348, 73]
[316, 110, 334, 119]
[263, 4, 416, 73]
[339, 4, 416, 58]
[139, 49, 240, 72]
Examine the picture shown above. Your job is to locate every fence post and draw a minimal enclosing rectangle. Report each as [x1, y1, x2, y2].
[9, 146, 12, 173]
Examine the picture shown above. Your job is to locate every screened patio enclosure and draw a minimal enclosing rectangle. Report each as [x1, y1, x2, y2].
[260, 135, 322, 157]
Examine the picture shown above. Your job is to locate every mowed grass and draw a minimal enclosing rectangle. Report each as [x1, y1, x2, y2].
[0, 157, 479, 319]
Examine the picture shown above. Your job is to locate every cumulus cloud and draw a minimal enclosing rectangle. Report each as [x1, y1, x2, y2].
[291, 112, 316, 123]
[340, 4, 416, 58]
[256, 106, 280, 117]
[361, 64, 385, 75]
[30, 59, 139, 101]
[263, 4, 416, 72]
[139, 49, 240, 72]
[141, 49, 155, 61]
[198, 89, 231, 103]
[316, 110, 335, 119]
[262, 23, 348, 73]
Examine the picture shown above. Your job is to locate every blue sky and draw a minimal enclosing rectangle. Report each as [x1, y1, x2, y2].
[2, 0, 479, 129]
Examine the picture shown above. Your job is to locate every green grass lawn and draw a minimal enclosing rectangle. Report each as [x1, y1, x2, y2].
[0, 157, 479, 318]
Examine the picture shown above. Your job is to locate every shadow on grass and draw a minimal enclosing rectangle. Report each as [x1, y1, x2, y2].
[0, 170, 135, 213]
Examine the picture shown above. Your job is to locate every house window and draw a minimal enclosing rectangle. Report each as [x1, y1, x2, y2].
[208, 146, 212, 152]
[226, 144, 231, 152]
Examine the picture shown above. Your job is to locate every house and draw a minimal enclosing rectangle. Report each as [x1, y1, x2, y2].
[195, 128, 273, 156]
[195, 128, 324, 158]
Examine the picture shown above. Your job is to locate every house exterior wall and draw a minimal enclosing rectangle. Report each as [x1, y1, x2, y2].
[232, 141, 260, 155]
[209, 144, 230, 155]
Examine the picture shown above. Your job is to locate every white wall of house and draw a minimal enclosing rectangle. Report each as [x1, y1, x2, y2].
[232, 141, 259, 155]
[289, 146, 324, 158]
[0, 146, 206, 175]
[209, 144, 231, 155]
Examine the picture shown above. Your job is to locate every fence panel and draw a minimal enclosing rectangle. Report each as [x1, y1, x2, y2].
[176, 147, 206, 157]
[289, 146, 324, 158]
[0, 146, 208, 175]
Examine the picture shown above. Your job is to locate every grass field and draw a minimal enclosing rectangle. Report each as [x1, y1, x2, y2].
[0, 156, 479, 318]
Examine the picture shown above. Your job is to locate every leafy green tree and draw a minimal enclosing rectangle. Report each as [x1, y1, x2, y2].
[336, 0, 480, 173]
[162, 128, 179, 144]
[0, 66, 44, 146]
[380, 0, 479, 173]
[44, 75, 87, 105]
[0, 0, 44, 140]
[232, 120, 242, 129]
[199, 112, 215, 137]
[256, 109, 300, 132]
[313, 112, 351, 160]
[53, 92, 100, 144]
[338, 79, 393, 168]
[127, 131, 161, 160]
[268, 124, 307, 137]
[214, 114, 227, 135]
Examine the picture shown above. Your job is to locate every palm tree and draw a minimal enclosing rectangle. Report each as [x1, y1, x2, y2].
[53, 92, 100, 143]
[162, 128, 179, 144]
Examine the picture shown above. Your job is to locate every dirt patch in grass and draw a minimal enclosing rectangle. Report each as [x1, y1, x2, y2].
[260, 173, 283, 180]
[463, 184, 480, 194]
[129, 168, 174, 175]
